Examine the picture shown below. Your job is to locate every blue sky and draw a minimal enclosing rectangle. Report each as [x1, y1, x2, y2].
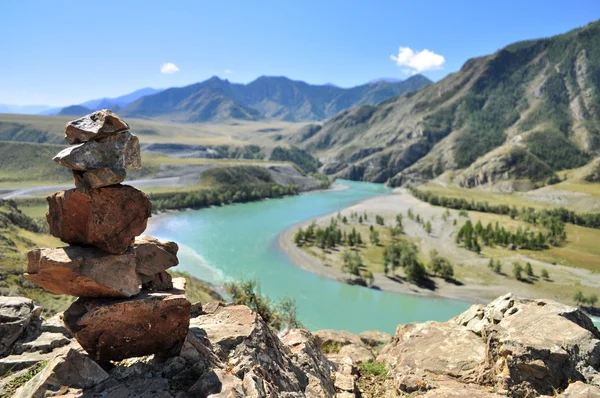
[1, 0, 598, 106]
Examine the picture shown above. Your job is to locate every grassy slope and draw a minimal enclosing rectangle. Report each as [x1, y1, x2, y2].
[0, 113, 305, 147]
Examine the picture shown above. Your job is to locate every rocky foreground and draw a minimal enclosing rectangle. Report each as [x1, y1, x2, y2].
[1, 293, 599, 397]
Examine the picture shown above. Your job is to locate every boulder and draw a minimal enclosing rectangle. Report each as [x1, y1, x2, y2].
[15, 332, 71, 354]
[314, 329, 365, 348]
[359, 330, 392, 348]
[280, 328, 336, 397]
[13, 347, 109, 398]
[47, 185, 152, 254]
[54, 130, 141, 171]
[558, 381, 600, 397]
[73, 168, 126, 190]
[380, 294, 600, 397]
[0, 297, 39, 357]
[378, 321, 486, 392]
[63, 278, 191, 362]
[189, 303, 312, 395]
[314, 329, 374, 364]
[25, 236, 177, 297]
[64, 109, 130, 144]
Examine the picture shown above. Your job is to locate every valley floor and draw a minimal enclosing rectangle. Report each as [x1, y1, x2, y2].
[279, 188, 600, 306]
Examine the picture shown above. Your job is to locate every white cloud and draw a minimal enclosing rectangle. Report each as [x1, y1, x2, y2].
[160, 62, 180, 74]
[223, 69, 233, 74]
[390, 47, 445, 74]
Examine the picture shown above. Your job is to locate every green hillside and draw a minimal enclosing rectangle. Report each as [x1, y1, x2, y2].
[292, 20, 600, 190]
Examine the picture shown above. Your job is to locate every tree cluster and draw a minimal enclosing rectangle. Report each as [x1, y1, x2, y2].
[383, 240, 426, 282]
[412, 188, 600, 231]
[429, 250, 454, 280]
[151, 183, 299, 212]
[456, 220, 550, 252]
[294, 219, 363, 249]
[574, 290, 598, 308]
[224, 280, 302, 330]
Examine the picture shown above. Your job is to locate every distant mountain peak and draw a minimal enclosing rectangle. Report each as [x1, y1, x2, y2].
[118, 75, 431, 123]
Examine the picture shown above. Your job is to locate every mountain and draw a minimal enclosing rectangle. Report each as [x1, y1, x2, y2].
[55, 87, 163, 116]
[58, 105, 93, 116]
[79, 87, 163, 110]
[120, 75, 432, 122]
[291, 20, 600, 189]
[0, 104, 55, 114]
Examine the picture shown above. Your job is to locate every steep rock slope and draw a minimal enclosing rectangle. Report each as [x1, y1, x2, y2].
[292, 21, 600, 188]
[120, 75, 431, 122]
[2, 294, 600, 397]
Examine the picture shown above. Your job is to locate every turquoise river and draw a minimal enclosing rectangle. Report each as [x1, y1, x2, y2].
[148, 180, 473, 334]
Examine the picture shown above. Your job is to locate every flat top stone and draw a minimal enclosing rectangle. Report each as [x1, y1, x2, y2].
[65, 109, 129, 144]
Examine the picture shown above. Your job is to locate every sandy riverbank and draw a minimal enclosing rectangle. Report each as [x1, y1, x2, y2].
[278, 189, 600, 305]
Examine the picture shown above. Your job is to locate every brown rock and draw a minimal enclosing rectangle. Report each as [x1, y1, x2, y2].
[73, 168, 126, 190]
[26, 246, 140, 297]
[53, 131, 141, 171]
[142, 271, 173, 291]
[133, 235, 179, 281]
[25, 236, 179, 297]
[65, 109, 129, 144]
[63, 278, 191, 362]
[47, 185, 151, 254]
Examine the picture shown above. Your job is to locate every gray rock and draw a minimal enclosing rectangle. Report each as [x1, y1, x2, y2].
[13, 347, 108, 398]
[0, 297, 37, 356]
[379, 294, 600, 397]
[73, 167, 126, 190]
[64, 109, 130, 144]
[0, 351, 54, 375]
[18, 332, 72, 354]
[53, 131, 141, 171]
[558, 381, 600, 397]
[358, 330, 392, 347]
[190, 304, 312, 394]
[280, 328, 336, 397]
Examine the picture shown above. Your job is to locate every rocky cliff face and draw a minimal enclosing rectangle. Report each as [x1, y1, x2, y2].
[1, 293, 599, 397]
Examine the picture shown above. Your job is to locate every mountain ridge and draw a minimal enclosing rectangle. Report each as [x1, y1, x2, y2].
[119, 75, 432, 122]
[291, 20, 600, 190]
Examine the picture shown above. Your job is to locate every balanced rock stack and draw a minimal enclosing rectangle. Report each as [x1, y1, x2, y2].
[24, 109, 191, 362]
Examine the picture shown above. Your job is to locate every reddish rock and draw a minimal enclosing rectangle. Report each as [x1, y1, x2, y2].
[64, 109, 129, 144]
[25, 236, 179, 298]
[46, 185, 151, 254]
[26, 246, 140, 298]
[73, 168, 126, 190]
[63, 278, 191, 362]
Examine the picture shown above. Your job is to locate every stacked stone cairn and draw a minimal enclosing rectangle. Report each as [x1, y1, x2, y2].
[24, 109, 191, 363]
